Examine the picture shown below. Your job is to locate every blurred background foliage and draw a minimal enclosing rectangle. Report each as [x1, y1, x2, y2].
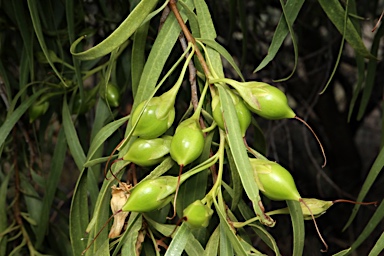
[1, 0, 384, 255]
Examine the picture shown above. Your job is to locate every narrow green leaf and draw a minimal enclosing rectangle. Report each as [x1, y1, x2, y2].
[317, 0, 375, 59]
[165, 222, 190, 256]
[349, 199, 384, 253]
[0, 88, 48, 148]
[133, 0, 194, 109]
[287, 200, 305, 256]
[368, 231, 384, 256]
[194, 0, 224, 78]
[27, 0, 68, 86]
[198, 38, 244, 81]
[204, 226, 219, 256]
[69, 171, 89, 256]
[179, 1, 200, 37]
[213, 195, 246, 256]
[85, 114, 130, 164]
[62, 99, 86, 170]
[343, 146, 384, 231]
[121, 213, 143, 256]
[35, 128, 67, 248]
[222, 182, 280, 254]
[0, 170, 12, 254]
[217, 86, 273, 226]
[332, 248, 351, 256]
[70, 0, 158, 60]
[131, 21, 150, 98]
[357, 22, 384, 120]
[255, 0, 305, 72]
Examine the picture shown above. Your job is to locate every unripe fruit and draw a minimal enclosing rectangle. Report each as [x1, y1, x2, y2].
[103, 83, 120, 107]
[183, 200, 213, 228]
[212, 90, 251, 136]
[250, 158, 300, 201]
[217, 79, 295, 120]
[123, 136, 172, 167]
[122, 176, 178, 212]
[131, 97, 175, 139]
[170, 118, 204, 166]
[29, 101, 49, 123]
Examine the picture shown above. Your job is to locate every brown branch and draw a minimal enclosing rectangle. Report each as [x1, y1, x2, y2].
[168, 0, 211, 79]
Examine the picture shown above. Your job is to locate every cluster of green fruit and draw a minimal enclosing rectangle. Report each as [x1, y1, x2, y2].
[117, 53, 319, 230]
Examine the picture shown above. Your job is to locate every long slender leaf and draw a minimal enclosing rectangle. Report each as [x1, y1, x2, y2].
[194, 0, 224, 78]
[255, 0, 305, 72]
[0, 170, 12, 255]
[165, 222, 190, 256]
[287, 200, 305, 256]
[0, 88, 48, 149]
[217, 85, 273, 226]
[203, 226, 219, 256]
[70, 0, 159, 60]
[317, 0, 375, 59]
[368, 231, 384, 256]
[27, 0, 68, 86]
[35, 128, 67, 248]
[349, 199, 384, 253]
[213, 195, 247, 256]
[343, 146, 384, 231]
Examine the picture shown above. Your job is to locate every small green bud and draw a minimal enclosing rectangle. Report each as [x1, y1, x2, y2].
[170, 117, 204, 166]
[300, 198, 333, 219]
[183, 200, 213, 228]
[250, 158, 301, 201]
[212, 90, 251, 136]
[29, 101, 49, 123]
[131, 96, 175, 139]
[123, 136, 172, 167]
[102, 83, 120, 107]
[122, 176, 178, 212]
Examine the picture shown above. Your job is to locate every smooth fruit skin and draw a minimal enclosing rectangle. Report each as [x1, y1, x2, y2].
[122, 176, 177, 212]
[123, 136, 172, 167]
[250, 158, 301, 201]
[170, 118, 204, 166]
[105, 83, 120, 107]
[29, 101, 49, 123]
[183, 200, 213, 228]
[232, 82, 295, 120]
[131, 97, 175, 139]
[212, 90, 251, 137]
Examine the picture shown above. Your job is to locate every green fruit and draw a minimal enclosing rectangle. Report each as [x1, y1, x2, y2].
[29, 101, 49, 123]
[131, 97, 175, 139]
[183, 200, 213, 228]
[123, 136, 172, 167]
[222, 80, 295, 120]
[212, 90, 251, 136]
[250, 158, 301, 201]
[122, 176, 178, 212]
[170, 118, 204, 166]
[105, 83, 120, 107]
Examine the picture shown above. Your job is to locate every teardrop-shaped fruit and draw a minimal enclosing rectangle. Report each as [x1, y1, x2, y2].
[105, 83, 120, 107]
[29, 101, 49, 123]
[250, 158, 301, 201]
[222, 79, 295, 120]
[122, 176, 178, 212]
[170, 117, 204, 166]
[123, 136, 172, 167]
[183, 200, 213, 228]
[212, 90, 251, 136]
[131, 97, 175, 139]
